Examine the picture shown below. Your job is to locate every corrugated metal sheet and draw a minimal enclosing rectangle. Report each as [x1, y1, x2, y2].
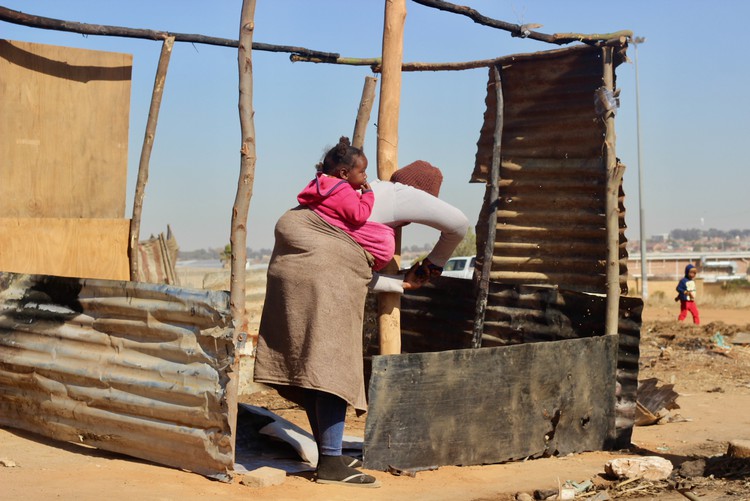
[0, 272, 236, 480]
[368, 278, 640, 449]
[472, 45, 629, 294]
[136, 227, 179, 285]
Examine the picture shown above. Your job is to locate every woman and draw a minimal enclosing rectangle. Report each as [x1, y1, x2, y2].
[254, 143, 468, 487]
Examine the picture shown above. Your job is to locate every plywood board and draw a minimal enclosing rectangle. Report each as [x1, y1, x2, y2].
[364, 335, 617, 471]
[0, 217, 129, 280]
[0, 39, 131, 218]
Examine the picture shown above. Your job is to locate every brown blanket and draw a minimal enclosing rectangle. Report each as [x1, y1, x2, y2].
[253, 207, 373, 411]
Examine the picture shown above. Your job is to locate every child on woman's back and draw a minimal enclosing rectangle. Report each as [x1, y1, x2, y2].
[297, 136, 394, 270]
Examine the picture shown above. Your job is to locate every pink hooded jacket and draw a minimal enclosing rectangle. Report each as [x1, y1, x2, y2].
[297, 173, 395, 270]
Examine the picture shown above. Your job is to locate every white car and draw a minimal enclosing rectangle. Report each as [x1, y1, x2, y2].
[441, 255, 476, 279]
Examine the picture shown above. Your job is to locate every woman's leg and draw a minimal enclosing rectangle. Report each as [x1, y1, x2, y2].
[297, 390, 320, 445]
[314, 391, 347, 456]
[312, 390, 378, 487]
[298, 389, 348, 454]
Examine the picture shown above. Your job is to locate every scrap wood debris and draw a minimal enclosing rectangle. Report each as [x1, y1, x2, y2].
[635, 378, 681, 426]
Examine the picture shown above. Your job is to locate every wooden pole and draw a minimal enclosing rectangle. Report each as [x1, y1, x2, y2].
[232, 0, 257, 346]
[352, 76, 378, 149]
[128, 36, 175, 281]
[377, 0, 407, 355]
[602, 47, 623, 336]
[409, 0, 631, 45]
[471, 65, 503, 349]
[0, 6, 340, 59]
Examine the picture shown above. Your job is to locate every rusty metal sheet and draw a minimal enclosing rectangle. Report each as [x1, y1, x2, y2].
[0, 272, 236, 480]
[471, 44, 629, 295]
[364, 335, 618, 471]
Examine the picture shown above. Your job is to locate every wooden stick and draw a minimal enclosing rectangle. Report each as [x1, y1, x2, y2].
[128, 36, 175, 281]
[0, 6, 339, 59]
[352, 76, 378, 149]
[602, 47, 623, 336]
[471, 65, 502, 349]
[291, 43, 630, 72]
[410, 0, 632, 45]
[377, 0, 406, 356]
[231, 0, 257, 345]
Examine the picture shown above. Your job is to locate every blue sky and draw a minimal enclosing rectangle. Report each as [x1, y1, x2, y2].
[2, 1, 748, 251]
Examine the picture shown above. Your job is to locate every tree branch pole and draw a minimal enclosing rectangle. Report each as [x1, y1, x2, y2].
[0, 5, 630, 70]
[602, 46, 623, 336]
[290, 40, 631, 72]
[410, 0, 632, 45]
[377, 0, 407, 356]
[0, 6, 339, 59]
[471, 65, 503, 349]
[232, 0, 257, 347]
[352, 76, 378, 149]
[128, 36, 175, 281]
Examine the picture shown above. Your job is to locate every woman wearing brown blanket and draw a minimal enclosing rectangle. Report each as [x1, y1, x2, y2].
[254, 141, 468, 488]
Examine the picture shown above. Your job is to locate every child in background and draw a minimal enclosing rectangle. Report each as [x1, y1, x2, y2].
[675, 263, 700, 325]
[297, 136, 395, 271]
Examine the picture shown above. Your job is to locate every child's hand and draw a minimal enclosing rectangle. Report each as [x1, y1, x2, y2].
[361, 181, 371, 191]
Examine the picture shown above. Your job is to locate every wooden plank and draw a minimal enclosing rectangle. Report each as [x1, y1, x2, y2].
[363, 335, 617, 471]
[0, 39, 131, 218]
[0, 218, 129, 280]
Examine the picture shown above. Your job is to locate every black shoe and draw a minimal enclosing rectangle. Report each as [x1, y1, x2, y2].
[316, 454, 380, 488]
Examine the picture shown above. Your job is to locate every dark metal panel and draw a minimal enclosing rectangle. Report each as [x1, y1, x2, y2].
[0, 272, 236, 480]
[364, 335, 618, 471]
[368, 280, 641, 449]
[480, 283, 642, 448]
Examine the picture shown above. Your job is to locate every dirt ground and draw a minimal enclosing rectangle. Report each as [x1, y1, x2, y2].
[2, 305, 749, 501]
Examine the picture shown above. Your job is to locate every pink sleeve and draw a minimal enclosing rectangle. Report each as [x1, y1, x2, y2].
[334, 189, 374, 225]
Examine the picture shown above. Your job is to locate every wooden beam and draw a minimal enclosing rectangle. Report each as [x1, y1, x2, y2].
[352, 76, 378, 149]
[0, 6, 339, 59]
[471, 65, 502, 349]
[410, 0, 632, 45]
[376, 0, 407, 356]
[129, 36, 174, 281]
[231, 0, 257, 344]
[602, 47, 625, 336]
[291, 41, 630, 72]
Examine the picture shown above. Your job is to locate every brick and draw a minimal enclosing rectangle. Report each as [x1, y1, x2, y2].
[239, 466, 286, 488]
[727, 439, 750, 459]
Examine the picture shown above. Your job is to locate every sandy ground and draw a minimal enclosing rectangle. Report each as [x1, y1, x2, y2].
[2, 305, 749, 500]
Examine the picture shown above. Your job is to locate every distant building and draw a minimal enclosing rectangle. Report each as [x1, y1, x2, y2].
[628, 251, 750, 282]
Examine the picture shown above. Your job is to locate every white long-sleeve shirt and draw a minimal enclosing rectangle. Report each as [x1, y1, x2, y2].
[367, 180, 469, 293]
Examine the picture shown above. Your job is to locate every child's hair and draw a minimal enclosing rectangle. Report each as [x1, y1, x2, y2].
[317, 136, 365, 176]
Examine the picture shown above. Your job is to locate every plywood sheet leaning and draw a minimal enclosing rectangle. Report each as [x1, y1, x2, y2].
[0, 272, 237, 481]
[363, 334, 617, 471]
[0, 39, 131, 218]
[0, 39, 132, 280]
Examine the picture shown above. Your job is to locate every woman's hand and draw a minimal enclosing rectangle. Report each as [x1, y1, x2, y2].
[420, 258, 443, 279]
[403, 263, 429, 290]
